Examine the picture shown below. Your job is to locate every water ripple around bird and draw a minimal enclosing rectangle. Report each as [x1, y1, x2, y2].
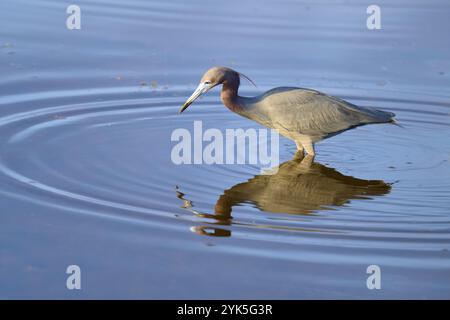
[1, 86, 449, 259]
[2, 0, 450, 298]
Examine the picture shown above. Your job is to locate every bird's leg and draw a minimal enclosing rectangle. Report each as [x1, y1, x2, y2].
[295, 141, 304, 153]
[293, 141, 305, 160]
[293, 149, 304, 161]
[298, 154, 314, 169]
[304, 141, 316, 156]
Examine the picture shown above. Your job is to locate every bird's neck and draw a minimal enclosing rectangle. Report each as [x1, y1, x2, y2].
[220, 82, 242, 112]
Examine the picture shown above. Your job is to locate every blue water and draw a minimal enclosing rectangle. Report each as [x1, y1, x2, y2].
[0, 0, 449, 298]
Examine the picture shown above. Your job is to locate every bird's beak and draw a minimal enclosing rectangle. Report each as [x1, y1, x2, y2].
[179, 82, 211, 114]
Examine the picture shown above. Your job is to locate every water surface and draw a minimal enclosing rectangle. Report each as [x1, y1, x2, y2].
[1, 0, 450, 299]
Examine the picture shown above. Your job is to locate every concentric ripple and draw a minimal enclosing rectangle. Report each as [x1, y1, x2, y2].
[0, 86, 449, 260]
[3, 0, 450, 299]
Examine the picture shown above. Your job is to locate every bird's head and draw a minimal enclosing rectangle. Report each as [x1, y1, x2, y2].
[179, 66, 255, 113]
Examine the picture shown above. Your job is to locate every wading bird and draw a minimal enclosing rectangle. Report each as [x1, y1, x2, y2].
[180, 67, 396, 156]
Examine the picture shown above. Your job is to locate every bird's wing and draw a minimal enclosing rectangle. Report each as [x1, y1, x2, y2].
[250, 87, 394, 139]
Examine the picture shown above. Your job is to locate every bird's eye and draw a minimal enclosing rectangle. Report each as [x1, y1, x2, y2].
[204, 81, 211, 84]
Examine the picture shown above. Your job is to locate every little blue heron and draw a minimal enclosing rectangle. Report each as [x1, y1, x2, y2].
[180, 66, 396, 156]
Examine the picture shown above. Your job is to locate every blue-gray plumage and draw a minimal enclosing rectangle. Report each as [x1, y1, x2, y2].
[180, 66, 396, 156]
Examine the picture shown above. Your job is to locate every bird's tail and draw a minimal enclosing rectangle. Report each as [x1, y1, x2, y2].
[390, 118, 404, 128]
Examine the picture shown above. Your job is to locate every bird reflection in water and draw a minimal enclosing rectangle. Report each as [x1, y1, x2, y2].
[176, 154, 392, 237]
